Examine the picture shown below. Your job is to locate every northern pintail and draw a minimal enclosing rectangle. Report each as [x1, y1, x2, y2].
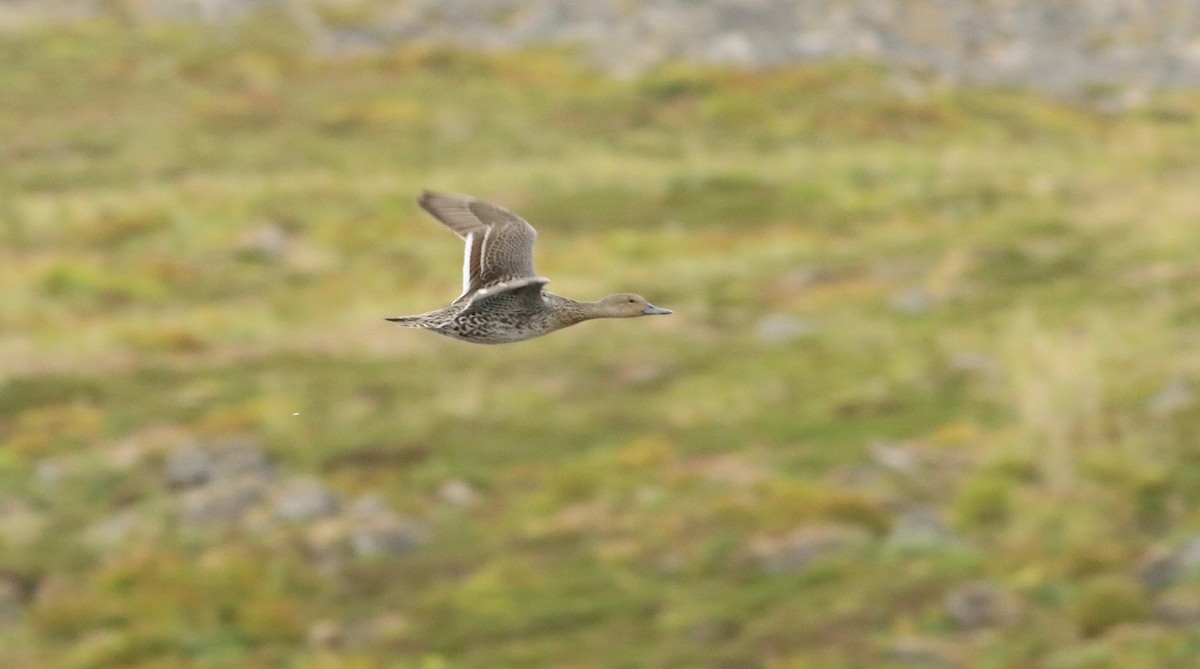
[387, 191, 671, 344]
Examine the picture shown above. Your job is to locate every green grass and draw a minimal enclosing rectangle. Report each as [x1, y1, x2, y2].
[4, 12, 1200, 669]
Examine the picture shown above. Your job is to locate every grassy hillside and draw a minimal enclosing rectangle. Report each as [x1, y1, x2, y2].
[3, 13, 1200, 669]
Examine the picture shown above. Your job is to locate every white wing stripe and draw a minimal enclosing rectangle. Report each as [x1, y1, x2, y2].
[479, 224, 494, 282]
[461, 231, 475, 295]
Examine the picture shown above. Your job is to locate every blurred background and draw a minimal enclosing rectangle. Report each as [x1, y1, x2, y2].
[3, 1, 1200, 667]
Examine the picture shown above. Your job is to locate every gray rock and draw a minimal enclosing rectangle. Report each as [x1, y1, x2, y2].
[248, 222, 289, 261]
[869, 442, 921, 478]
[34, 459, 66, 486]
[1138, 550, 1180, 592]
[949, 352, 998, 378]
[274, 478, 340, 522]
[206, 437, 275, 482]
[754, 314, 818, 343]
[707, 31, 757, 65]
[889, 288, 932, 315]
[1147, 378, 1195, 416]
[166, 437, 274, 492]
[84, 511, 142, 549]
[439, 479, 477, 507]
[1154, 589, 1200, 626]
[753, 523, 871, 573]
[944, 581, 1012, 630]
[351, 518, 425, 559]
[886, 636, 954, 667]
[887, 506, 957, 550]
[164, 445, 213, 489]
[343, 494, 426, 558]
[1174, 536, 1200, 573]
[179, 478, 266, 527]
[1137, 539, 1200, 591]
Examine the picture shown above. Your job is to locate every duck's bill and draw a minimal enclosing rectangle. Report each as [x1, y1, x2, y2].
[642, 304, 672, 315]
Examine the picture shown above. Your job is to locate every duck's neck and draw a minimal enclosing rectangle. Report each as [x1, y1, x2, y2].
[553, 296, 606, 323]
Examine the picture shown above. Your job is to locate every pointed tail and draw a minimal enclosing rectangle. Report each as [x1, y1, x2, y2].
[384, 316, 427, 328]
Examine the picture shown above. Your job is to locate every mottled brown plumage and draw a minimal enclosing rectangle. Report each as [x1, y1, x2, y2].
[387, 191, 671, 344]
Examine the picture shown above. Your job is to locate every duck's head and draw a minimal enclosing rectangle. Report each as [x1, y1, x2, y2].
[595, 293, 673, 318]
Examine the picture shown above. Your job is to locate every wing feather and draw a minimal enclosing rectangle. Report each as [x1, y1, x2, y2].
[459, 276, 550, 316]
[418, 191, 540, 302]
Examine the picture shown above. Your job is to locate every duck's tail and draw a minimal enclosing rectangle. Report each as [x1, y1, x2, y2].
[384, 315, 428, 328]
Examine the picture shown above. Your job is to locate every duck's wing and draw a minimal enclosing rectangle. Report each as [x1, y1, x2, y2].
[458, 276, 550, 316]
[418, 191, 542, 304]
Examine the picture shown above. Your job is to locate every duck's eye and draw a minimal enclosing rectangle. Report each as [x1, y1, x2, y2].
[628, 298, 636, 303]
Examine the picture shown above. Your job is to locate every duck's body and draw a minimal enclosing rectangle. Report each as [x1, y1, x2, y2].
[387, 191, 670, 345]
[388, 291, 614, 344]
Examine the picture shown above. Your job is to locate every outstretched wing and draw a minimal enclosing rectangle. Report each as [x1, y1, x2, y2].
[458, 276, 550, 317]
[418, 191, 542, 303]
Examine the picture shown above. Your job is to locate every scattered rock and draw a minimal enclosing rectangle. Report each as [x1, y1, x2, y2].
[438, 479, 477, 507]
[1154, 588, 1200, 626]
[1137, 549, 1180, 592]
[274, 477, 340, 522]
[944, 581, 1017, 630]
[178, 478, 267, 528]
[886, 636, 956, 667]
[206, 437, 276, 482]
[164, 437, 276, 491]
[350, 519, 425, 559]
[245, 222, 290, 261]
[888, 71, 929, 101]
[1139, 535, 1200, 591]
[752, 523, 871, 573]
[34, 459, 67, 486]
[84, 510, 142, 550]
[869, 442, 921, 478]
[776, 266, 825, 291]
[1173, 536, 1200, 573]
[1147, 378, 1195, 416]
[303, 611, 417, 650]
[948, 352, 998, 378]
[754, 314, 817, 343]
[347, 495, 426, 559]
[887, 506, 958, 550]
[149, 433, 432, 564]
[889, 288, 932, 315]
[301, 505, 428, 565]
[164, 444, 213, 489]
[826, 463, 888, 491]
[10, 1, 1200, 99]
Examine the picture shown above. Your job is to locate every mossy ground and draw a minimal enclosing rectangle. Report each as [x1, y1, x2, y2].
[3, 12, 1200, 669]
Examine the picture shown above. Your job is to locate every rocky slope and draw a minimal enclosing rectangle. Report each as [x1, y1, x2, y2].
[4, 0, 1200, 95]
